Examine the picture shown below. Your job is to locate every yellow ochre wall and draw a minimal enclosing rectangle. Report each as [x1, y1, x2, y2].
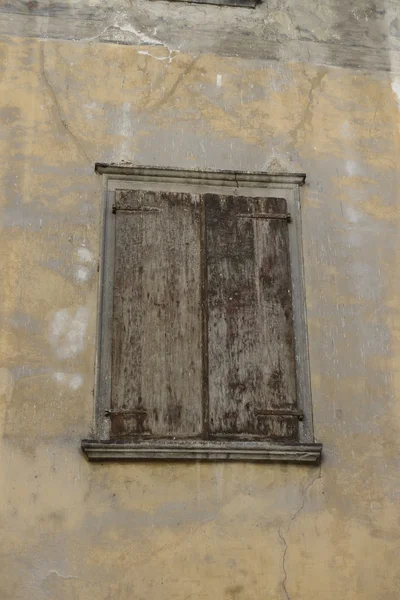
[1, 1, 400, 596]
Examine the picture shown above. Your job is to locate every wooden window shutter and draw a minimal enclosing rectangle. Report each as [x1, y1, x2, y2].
[111, 190, 203, 438]
[111, 190, 299, 443]
[204, 194, 299, 442]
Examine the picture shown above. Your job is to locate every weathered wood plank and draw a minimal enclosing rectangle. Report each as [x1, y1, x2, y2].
[111, 190, 203, 438]
[205, 195, 298, 441]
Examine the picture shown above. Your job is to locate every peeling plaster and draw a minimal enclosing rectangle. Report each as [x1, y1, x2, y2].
[391, 76, 400, 105]
[76, 267, 90, 282]
[77, 248, 94, 264]
[49, 307, 89, 359]
[53, 372, 84, 390]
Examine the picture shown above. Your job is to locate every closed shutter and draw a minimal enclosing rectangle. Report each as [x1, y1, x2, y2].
[205, 195, 299, 441]
[110, 191, 299, 443]
[111, 190, 203, 438]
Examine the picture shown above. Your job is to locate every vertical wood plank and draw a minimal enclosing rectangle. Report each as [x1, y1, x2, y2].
[111, 190, 203, 438]
[205, 194, 298, 441]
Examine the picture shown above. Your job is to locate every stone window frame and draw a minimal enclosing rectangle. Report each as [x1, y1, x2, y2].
[81, 165, 322, 464]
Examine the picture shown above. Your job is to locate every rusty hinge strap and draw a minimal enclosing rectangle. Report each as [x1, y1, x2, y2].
[112, 206, 162, 214]
[237, 213, 291, 222]
[105, 409, 147, 416]
[256, 409, 304, 420]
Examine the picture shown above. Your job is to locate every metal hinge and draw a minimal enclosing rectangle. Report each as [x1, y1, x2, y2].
[255, 409, 304, 421]
[104, 409, 147, 417]
[237, 213, 291, 222]
[112, 205, 161, 214]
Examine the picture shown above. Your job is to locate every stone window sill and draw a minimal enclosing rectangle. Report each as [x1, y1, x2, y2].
[81, 439, 322, 463]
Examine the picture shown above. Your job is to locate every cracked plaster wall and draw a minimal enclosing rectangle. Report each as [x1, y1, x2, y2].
[1, 0, 400, 598]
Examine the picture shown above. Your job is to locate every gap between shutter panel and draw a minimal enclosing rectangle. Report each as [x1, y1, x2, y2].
[200, 196, 210, 439]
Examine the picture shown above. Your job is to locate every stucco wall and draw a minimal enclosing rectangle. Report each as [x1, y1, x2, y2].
[1, 1, 400, 597]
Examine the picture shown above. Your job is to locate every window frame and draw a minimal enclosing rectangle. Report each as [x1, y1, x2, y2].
[82, 166, 322, 463]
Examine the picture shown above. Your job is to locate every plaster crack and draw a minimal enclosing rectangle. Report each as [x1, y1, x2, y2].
[46, 569, 79, 581]
[76, 24, 115, 43]
[147, 56, 199, 113]
[291, 69, 328, 148]
[78, 21, 166, 46]
[112, 22, 164, 46]
[137, 47, 179, 65]
[277, 525, 290, 600]
[287, 464, 322, 533]
[278, 465, 322, 600]
[39, 43, 92, 163]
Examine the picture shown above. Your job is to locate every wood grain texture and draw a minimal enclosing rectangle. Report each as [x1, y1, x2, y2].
[111, 190, 300, 442]
[205, 195, 298, 441]
[111, 190, 202, 438]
